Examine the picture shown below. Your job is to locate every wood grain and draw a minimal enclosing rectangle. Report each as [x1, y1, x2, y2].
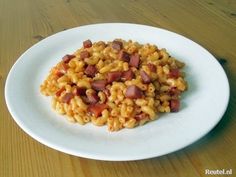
[1, 0, 235, 176]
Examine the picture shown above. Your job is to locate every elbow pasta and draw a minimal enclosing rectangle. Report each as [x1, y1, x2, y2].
[76, 79, 91, 88]
[40, 39, 188, 132]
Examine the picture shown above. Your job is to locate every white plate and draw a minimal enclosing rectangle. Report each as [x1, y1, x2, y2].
[5, 23, 229, 161]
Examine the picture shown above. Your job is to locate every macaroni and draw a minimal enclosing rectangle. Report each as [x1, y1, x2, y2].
[40, 39, 188, 131]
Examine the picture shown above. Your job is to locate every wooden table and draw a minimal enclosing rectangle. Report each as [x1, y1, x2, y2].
[1, 0, 235, 176]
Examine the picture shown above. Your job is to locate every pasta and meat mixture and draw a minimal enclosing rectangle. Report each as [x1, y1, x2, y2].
[40, 39, 187, 131]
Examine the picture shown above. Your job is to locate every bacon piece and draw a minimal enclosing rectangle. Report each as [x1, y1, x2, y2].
[169, 69, 180, 78]
[147, 63, 156, 72]
[129, 53, 140, 68]
[88, 103, 108, 117]
[125, 85, 143, 99]
[73, 87, 86, 96]
[121, 70, 134, 81]
[61, 93, 74, 104]
[118, 51, 130, 62]
[107, 71, 122, 83]
[62, 54, 75, 63]
[83, 39, 92, 48]
[84, 65, 97, 77]
[80, 51, 90, 59]
[55, 87, 65, 97]
[140, 70, 151, 84]
[170, 99, 180, 112]
[91, 80, 107, 91]
[135, 112, 149, 121]
[112, 40, 123, 51]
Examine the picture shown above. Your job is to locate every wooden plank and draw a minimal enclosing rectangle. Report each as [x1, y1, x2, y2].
[0, 0, 235, 176]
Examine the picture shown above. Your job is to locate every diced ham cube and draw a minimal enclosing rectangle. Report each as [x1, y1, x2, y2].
[169, 69, 180, 78]
[61, 93, 74, 104]
[103, 89, 110, 98]
[55, 63, 68, 77]
[88, 103, 108, 117]
[88, 93, 99, 104]
[91, 80, 107, 91]
[169, 87, 181, 96]
[125, 85, 143, 99]
[112, 40, 123, 51]
[55, 70, 64, 77]
[81, 96, 89, 104]
[170, 99, 180, 112]
[121, 70, 134, 81]
[135, 112, 149, 121]
[140, 70, 151, 84]
[55, 87, 65, 97]
[61, 63, 69, 71]
[73, 87, 86, 96]
[129, 53, 140, 68]
[70, 83, 77, 87]
[85, 65, 97, 77]
[83, 39, 92, 48]
[107, 71, 122, 83]
[82, 93, 99, 104]
[118, 51, 130, 62]
[147, 63, 156, 72]
[62, 54, 75, 63]
[80, 51, 90, 59]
